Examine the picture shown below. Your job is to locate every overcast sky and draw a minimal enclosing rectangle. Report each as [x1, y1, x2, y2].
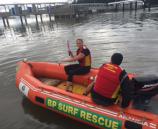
[0, 0, 69, 4]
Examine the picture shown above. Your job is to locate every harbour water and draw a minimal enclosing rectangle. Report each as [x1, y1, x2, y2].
[0, 8, 158, 129]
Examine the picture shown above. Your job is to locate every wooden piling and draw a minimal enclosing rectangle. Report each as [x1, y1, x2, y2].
[35, 14, 38, 24]
[143, 2, 146, 11]
[135, 1, 137, 11]
[20, 16, 24, 25]
[115, 4, 118, 11]
[130, 2, 133, 10]
[6, 17, 10, 27]
[49, 14, 52, 22]
[40, 14, 43, 24]
[24, 16, 28, 25]
[148, 2, 151, 11]
[122, 2, 125, 12]
[2, 17, 7, 28]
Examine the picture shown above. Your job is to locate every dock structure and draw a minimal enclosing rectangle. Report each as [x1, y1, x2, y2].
[108, 0, 144, 11]
[0, 2, 65, 27]
[0, 1, 145, 27]
[71, 0, 144, 14]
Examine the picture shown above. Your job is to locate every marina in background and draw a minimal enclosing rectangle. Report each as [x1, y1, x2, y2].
[0, 0, 146, 27]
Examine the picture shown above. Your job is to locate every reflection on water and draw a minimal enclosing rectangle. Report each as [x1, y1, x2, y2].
[0, 8, 158, 129]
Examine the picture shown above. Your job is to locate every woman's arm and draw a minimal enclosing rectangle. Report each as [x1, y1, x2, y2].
[62, 53, 85, 62]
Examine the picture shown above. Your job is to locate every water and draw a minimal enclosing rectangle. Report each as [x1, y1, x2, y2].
[0, 8, 158, 129]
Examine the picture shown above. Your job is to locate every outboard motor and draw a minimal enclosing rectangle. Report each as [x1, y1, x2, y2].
[132, 75, 158, 109]
[133, 74, 158, 89]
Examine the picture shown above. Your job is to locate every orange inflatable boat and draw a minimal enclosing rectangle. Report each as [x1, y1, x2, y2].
[16, 61, 158, 129]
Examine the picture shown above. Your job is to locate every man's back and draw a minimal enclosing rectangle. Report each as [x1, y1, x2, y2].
[94, 63, 122, 99]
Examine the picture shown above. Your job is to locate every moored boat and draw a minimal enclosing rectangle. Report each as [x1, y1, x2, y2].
[16, 61, 158, 129]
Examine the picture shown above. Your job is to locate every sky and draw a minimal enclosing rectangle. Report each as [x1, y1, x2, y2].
[0, 0, 69, 4]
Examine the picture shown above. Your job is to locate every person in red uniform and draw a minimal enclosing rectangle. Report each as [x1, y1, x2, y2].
[61, 39, 91, 92]
[84, 53, 133, 108]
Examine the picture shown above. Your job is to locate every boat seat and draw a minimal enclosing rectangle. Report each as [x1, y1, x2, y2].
[57, 81, 86, 95]
[133, 75, 158, 86]
[57, 81, 91, 96]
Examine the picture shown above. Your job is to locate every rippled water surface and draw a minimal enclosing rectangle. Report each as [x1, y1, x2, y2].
[0, 8, 158, 129]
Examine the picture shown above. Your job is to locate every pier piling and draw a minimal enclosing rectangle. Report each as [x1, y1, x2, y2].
[130, 2, 133, 10]
[24, 16, 28, 25]
[35, 14, 39, 24]
[2, 17, 7, 27]
[40, 14, 43, 23]
[135, 1, 138, 11]
[6, 17, 10, 27]
[122, 3, 125, 12]
[20, 16, 24, 25]
[49, 14, 52, 22]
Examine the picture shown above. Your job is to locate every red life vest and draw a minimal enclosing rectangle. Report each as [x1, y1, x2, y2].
[94, 63, 123, 99]
[76, 47, 91, 67]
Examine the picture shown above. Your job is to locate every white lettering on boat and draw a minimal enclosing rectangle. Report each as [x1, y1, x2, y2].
[143, 83, 158, 88]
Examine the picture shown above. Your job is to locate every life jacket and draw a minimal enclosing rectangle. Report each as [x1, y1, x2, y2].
[76, 46, 91, 67]
[94, 63, 123, 99]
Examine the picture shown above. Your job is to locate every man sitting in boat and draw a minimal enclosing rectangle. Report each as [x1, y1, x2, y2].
[84, 53, 133, 108]
[61, 39, 91, 92]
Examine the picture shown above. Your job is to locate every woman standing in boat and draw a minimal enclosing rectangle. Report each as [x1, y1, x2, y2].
[61, 39, 91, 92]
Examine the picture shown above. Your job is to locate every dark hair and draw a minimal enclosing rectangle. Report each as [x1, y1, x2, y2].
[111, 53, 123, 65]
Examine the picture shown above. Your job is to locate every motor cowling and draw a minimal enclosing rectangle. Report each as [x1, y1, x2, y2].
[132, 74, 158, 90]
[132, 75, 158, 109]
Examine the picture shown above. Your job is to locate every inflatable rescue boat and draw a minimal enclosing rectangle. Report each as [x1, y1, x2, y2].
[16, 61, 158, 129]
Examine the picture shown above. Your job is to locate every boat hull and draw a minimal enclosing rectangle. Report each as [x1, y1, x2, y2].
[16, 61, 158, 129]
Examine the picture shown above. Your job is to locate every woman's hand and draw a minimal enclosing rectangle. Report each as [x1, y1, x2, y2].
[60, 58, 74, 63]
